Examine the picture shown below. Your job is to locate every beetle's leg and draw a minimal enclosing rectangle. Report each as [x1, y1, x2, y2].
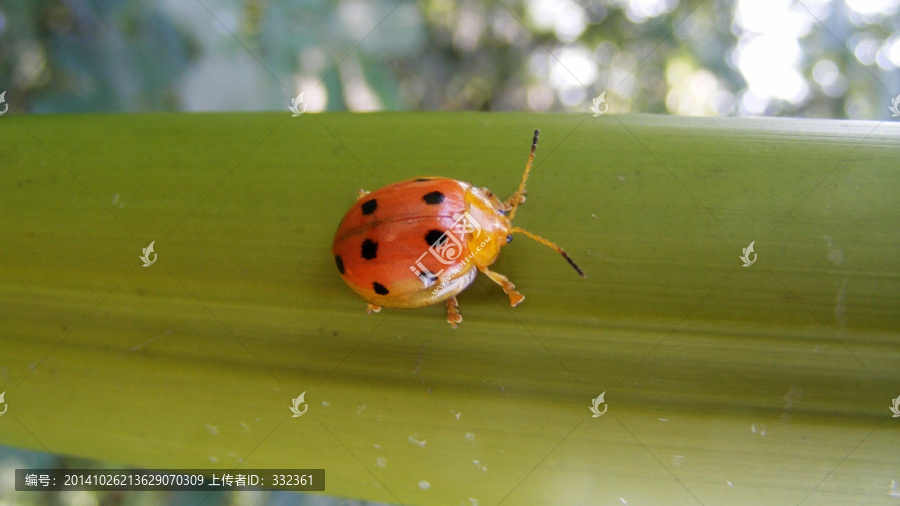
[477, 266, 525, 306]
[357, 189, 370, 200]
[366, 303, 382, 314]
[498, 199, 517, 216]
[503, 192, 525, 210]
[446, 296, 462, 328]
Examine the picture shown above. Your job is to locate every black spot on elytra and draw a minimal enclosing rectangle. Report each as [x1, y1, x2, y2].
[335, 255, 345, 274]
[415, 178, 432, 182]
[425, 229, 446, 247]
[361, 239, 378, 260]
[361, 199, 377, 215]
[422, 191, 445, 205]
[373, 282, 389, 295]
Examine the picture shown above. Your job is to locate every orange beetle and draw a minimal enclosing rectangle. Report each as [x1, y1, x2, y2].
[332, 129, 584, 327]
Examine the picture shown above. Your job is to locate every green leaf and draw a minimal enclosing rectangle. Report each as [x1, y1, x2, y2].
[1, 112, 898, 504]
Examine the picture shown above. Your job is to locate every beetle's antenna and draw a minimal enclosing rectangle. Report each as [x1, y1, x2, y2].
[508, 129, 539, 220]
[511, 226, 585, 277]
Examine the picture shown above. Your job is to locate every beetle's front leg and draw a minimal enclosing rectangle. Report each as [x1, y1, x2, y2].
[503, 192, 526, 210]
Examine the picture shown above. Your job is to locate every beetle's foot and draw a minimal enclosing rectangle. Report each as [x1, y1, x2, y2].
[507, 289, 525, 307]
[446, 296, 462, 328]
[366, 303, 382, 314]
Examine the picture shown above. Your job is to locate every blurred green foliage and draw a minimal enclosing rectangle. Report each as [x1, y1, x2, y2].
[0, 0, 898, 117]
[0, 0, 900, 111]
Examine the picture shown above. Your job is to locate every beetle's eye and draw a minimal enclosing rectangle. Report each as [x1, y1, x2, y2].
[506, 235, 513, 243]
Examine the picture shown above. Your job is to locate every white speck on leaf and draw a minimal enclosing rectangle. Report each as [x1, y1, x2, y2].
[418, 480, 430, 490]
[206, 424, 218, 435]
[409, 435, 427, 447]
[465, 433, 475, 441]
[823, 235, 845, 267]
[783, 387, 802, 409]
[834, 278, 847, 328]
[321, 401, 330, 407]
[376, 456, 386, 468]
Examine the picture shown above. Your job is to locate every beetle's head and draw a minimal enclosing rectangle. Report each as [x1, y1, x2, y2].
[462, 186, 511, 268]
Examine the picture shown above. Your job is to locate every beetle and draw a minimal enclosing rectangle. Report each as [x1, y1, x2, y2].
[331, 129, 584, 328]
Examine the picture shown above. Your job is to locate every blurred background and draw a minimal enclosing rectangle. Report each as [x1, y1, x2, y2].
[0, 0, 898, 118]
